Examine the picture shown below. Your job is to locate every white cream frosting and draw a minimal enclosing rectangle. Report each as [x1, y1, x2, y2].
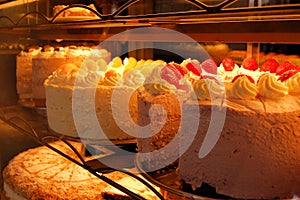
[238, 67, 263, 84]
[192, 78, 224, 100]
[217, 63, 240, 83]
[122, 69, 146, 87]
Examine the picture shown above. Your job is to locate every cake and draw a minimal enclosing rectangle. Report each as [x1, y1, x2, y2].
[16, 46, 41, 106]
[2, 140, 160, 199]
[32, 45, 110, 107]
[137, 57, 300, 199]
[102, 174, 161, 199]
[53, 4, 98, 17]
[44, 57, 165, 140]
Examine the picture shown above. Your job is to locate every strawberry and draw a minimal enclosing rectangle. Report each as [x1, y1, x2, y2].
[161, 65, 182, 88]
[221, 57, 235, 71]
[260, 59, 279, 73]
[290, 65, 300, 71]
[60, 63, 78, 74]
[167, 62, 188, 76]
[275, 61, 294, 75]
[185, 60, 202, 76]
[232, 74, 255, 84]
[241, 58, 258, 71]
[105, 70, 117, 78]
[278, 70, 299, 82]
[201, 59, 217, 74]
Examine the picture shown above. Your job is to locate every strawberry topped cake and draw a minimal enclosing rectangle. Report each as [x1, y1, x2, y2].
[137, 56, 300, 199]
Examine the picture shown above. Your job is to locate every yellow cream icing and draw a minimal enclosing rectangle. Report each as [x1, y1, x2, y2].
[257, 73, 288, 98]
[226, 76, 258, 99]
[193, 78, 224, 100]
[285, 72, 300, 94]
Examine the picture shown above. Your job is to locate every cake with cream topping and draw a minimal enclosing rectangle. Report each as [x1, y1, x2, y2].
[137, 57, 300, 199]
[44, 57, 164, 140]
[32, 45, 110, 107]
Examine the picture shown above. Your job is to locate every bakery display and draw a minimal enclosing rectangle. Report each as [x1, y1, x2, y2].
[2, 140, 160, 199]
[137, 56, 300, 199]
[44, 57, 165, 140]
[32, 45, 111, 107]
[1, 1, 300, 199]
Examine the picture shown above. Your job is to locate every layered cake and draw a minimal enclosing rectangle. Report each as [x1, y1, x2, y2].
[32, 45, 110, 107]
[2, 140, 160, 199]
[44, 57, 165, 140]
[16, 46, 41, 106]
[137, 57, 300, 199]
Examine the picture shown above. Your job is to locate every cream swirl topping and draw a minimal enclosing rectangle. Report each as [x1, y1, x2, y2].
[239, 67, 263, 84]
[192, 78, 224, 100]
[101, 73, 121, 86]
[226, 76, 258, 99]
[257, 73, 288, 98]
[217, 64, 240, 83]
[47, 69, 68, 85]
[144, 66, 176, 95]
[83, 72, 103, 87]
[144, 83, 172, 95]
[122, 70, 145, 87]
[285, 72, 300, 94]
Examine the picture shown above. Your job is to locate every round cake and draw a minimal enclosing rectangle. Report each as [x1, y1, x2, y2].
[1, 141, 159, 200]
[2, 141, 125, 199]
[2, 140, 160, 200]
[137, 57, 300, 199]
[44, 57, 165, 140]
[32, 45, 111, 107]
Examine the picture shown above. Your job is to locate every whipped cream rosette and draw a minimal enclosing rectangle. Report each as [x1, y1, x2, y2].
[257, 73, 288, 98]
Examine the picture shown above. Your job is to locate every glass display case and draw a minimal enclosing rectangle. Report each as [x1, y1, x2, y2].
[0, 0, 300, 199]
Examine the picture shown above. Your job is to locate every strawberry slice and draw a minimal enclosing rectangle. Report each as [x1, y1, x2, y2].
[278, 70, 299, 82]
[260, 59, 279, 73]
[242, 58, 258, 71]
[232, 74, 255, 84]
[105, 70, 117, 78]
[221, 57, 235, 71]
[167, 62, 188, 76]
[202, 59, 217, 74]
[275, 61, 294, 75]
[161, 65, 182, 88]
[290, 65, 300, 71]
[185, 60, 202, 76]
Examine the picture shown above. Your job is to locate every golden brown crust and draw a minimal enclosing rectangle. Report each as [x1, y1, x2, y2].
[3, 141, 126, 200]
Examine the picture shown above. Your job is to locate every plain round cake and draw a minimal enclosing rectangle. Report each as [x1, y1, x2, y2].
[2, 141, 125, 199]
[2, 140, 161, 200]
